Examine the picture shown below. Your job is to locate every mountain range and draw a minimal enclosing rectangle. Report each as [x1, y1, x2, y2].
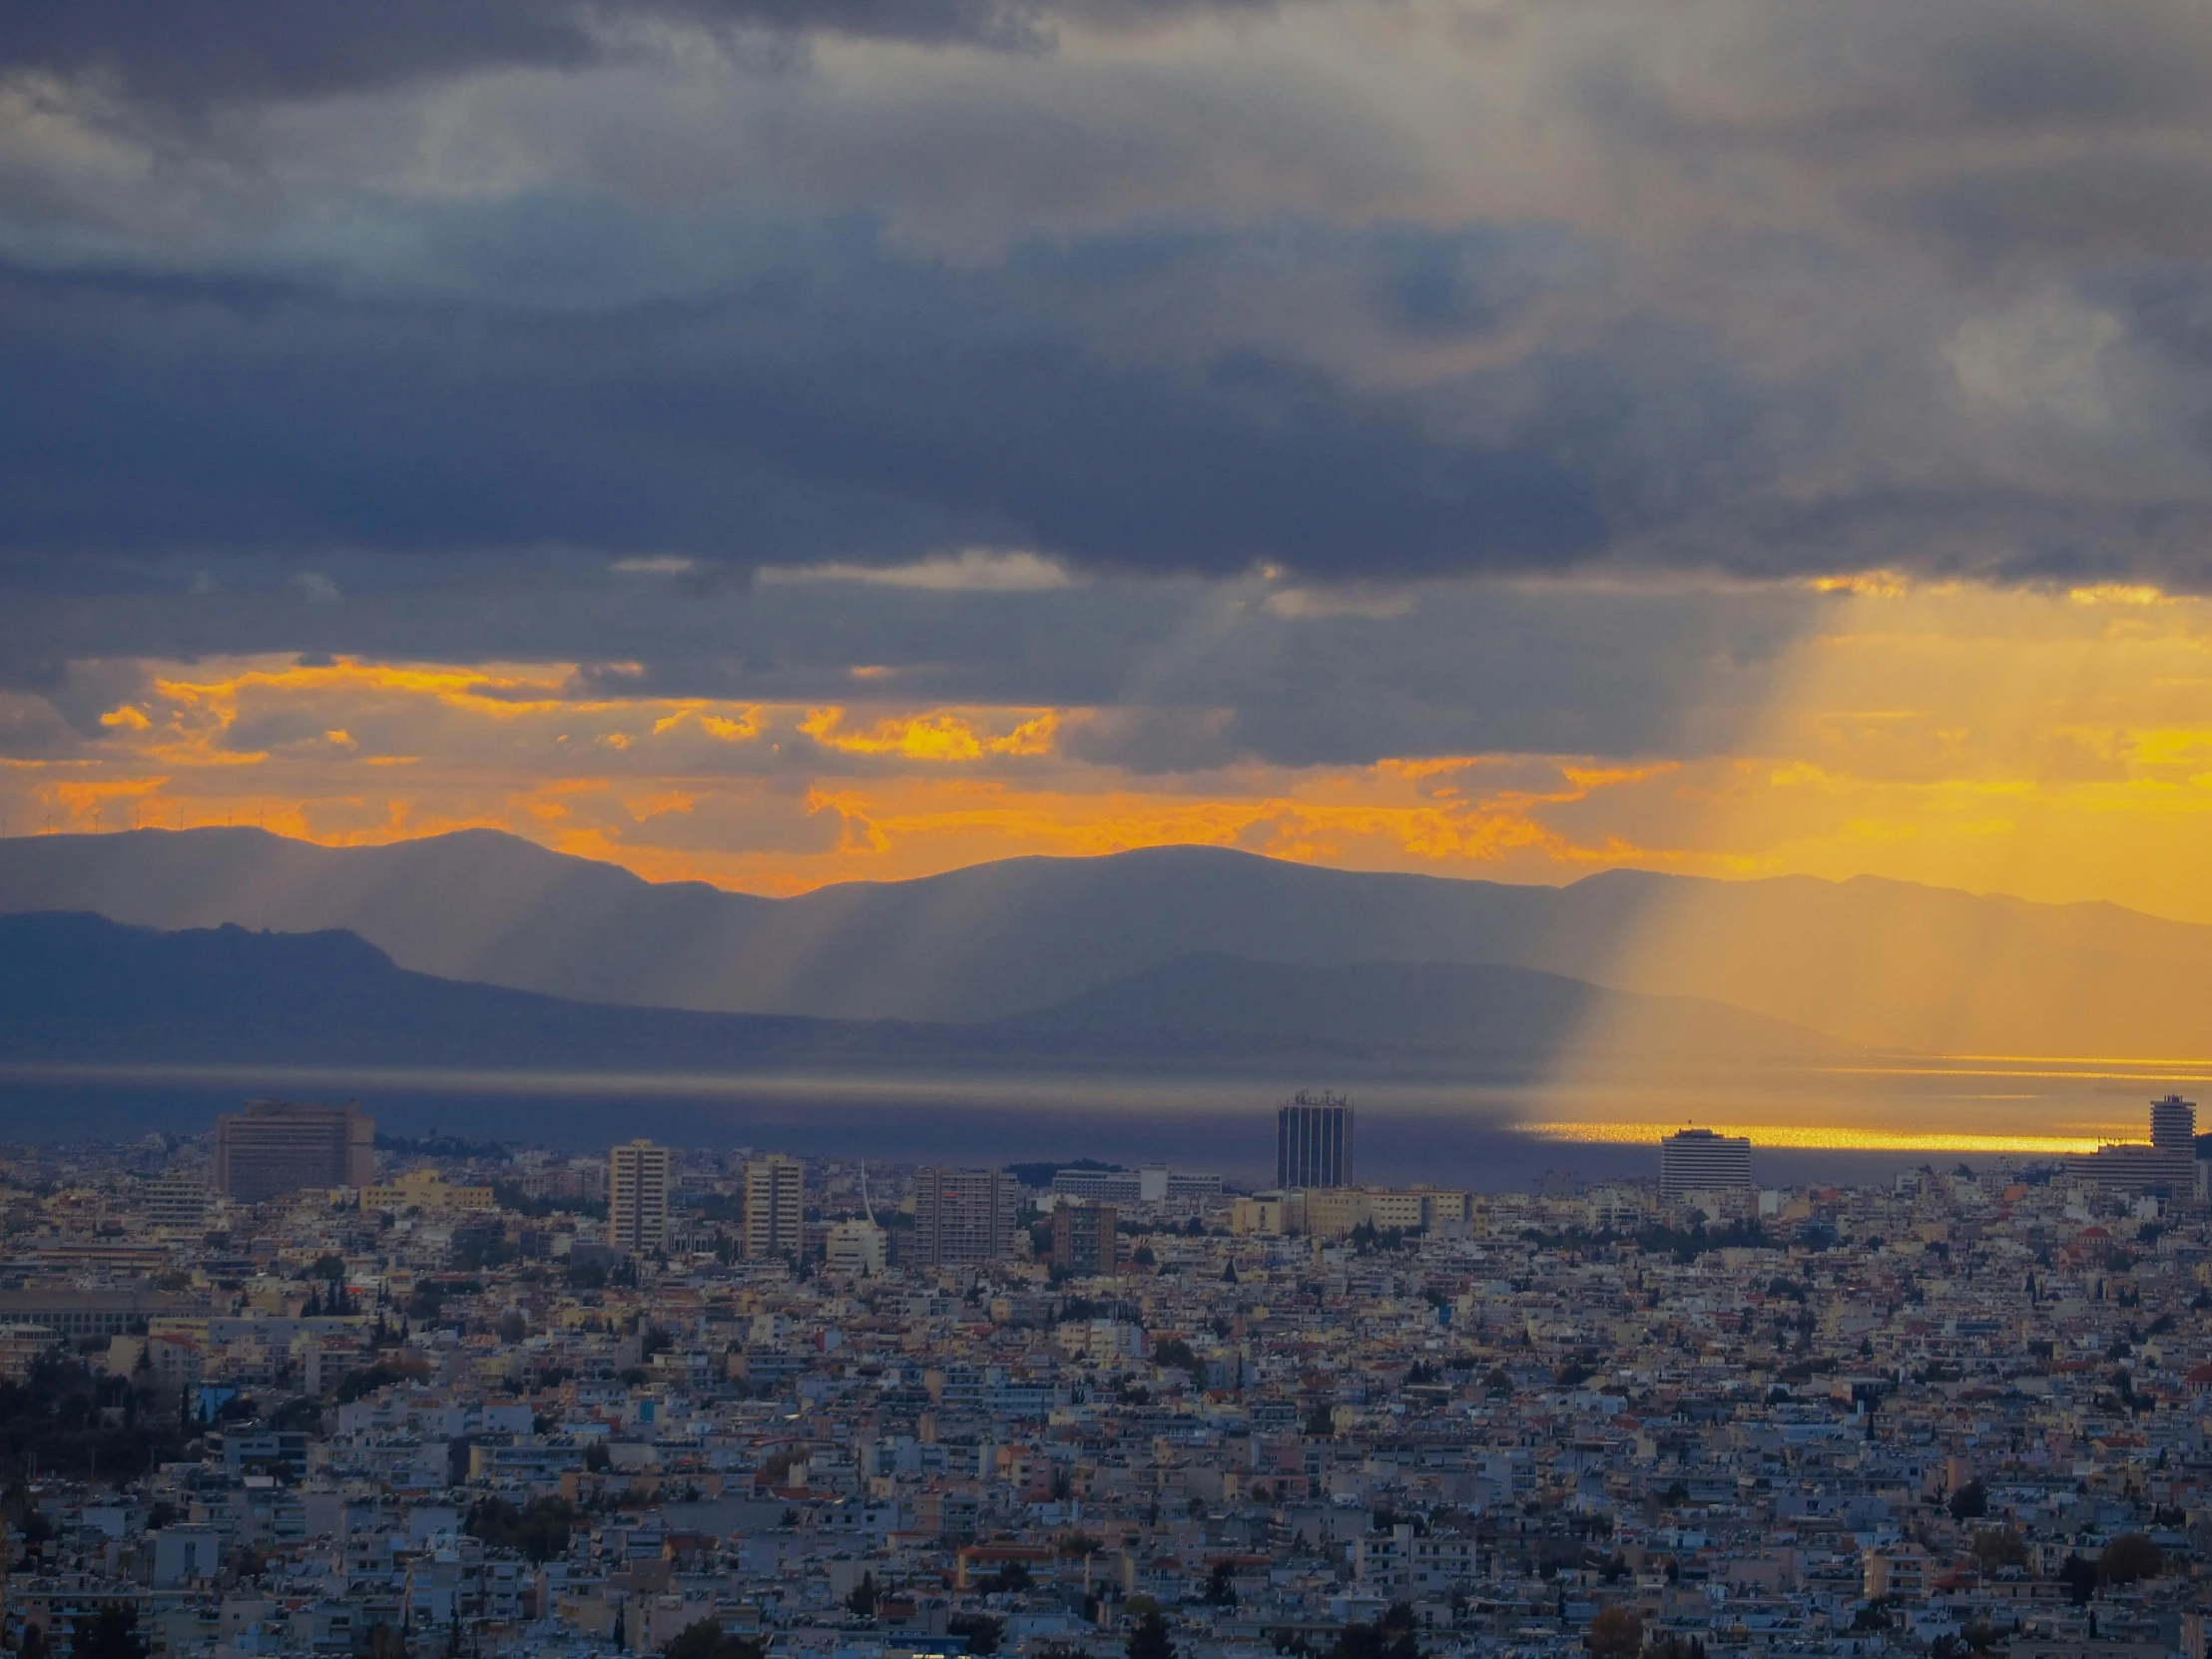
[2, 827, 2209, 1055]
[0, 911, 1838, 1073]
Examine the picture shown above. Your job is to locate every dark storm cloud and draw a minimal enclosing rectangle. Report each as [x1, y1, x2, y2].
[0, 252, 1614, 578]
[7, 0, 2212, 679]
[0, 0, 1279, 111]
[0, 538, 1814, 772]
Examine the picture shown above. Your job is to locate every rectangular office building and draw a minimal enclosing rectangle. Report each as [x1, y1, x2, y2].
[215, 1100, 375, 1202]
[1277, 1091, 1355, 1190]
[913, 1168, 1021, 1266]
[609, 1139, 673, 1254]
[1659, 1128, 1753, 1200]
[744, 1154, 806, 1261]
[1051, 1203, 1119, 1275]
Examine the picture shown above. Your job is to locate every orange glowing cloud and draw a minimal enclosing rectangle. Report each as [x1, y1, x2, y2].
[5, 579, 2212, 916]
[798, 707, 1060, 761]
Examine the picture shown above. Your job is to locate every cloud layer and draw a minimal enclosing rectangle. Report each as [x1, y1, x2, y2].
[9, 1, 2212, 912]
[8, 0, 2212, 594]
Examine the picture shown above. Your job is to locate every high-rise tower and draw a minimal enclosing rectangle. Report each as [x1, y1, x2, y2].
[2151, 1094, 2198, 1154]
[743, 1154, 805, 1261]
[1658, 1128, 1752, 1201]
[1276, 1091, 1354, 1189]
[608, 1139, 672, 1253]
[912, 1168, 1020, 1266]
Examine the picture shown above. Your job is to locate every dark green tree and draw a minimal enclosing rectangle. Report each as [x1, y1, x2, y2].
[73, 1605, 148, 1659]
[948, 1615, 1004, 1656]
[664, 1618, 768, 1659]
[464, 1495, 577, 1563]
[1326, 1605, 1420, 1659]
[2101, 1534, 2164, 1586]
[2058, 1554, 2099, 1605]
[1127, 1611, 1176, 1659]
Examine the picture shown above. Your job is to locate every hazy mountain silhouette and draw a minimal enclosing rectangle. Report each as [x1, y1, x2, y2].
[1004, 952, 1845, 1058]
[5, 828, 2212, 1054]
[0, 912, 1837, 1074]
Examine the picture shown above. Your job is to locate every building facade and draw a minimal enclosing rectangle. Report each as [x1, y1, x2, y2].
[2152, 1093, 2199, 1153]
[1658, 1128, 1753, 1200]
[912, 1168, 1020, 1266]
[743, 1154, 805, 1261]
[1048, 1167, 1224, 1204]
[359, 1170, 497, 1213]
[1277, 1091, 1355, 1190]
[214, 1100, 375, 1202]
[1050, 1202, 1119, 1275]
[2065, 1096, 2202, 1202]
[142, 1173, 212, 1232]
[825, 1219, 887, 1277]
[607, 1140, 672, 1254]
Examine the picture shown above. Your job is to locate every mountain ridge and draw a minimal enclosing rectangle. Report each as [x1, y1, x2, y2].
[0, 910, 1842, 1075]
[5, 829, 2212, 1054]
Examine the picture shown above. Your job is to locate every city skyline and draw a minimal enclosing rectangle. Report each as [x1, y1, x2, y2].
[9, 2, 2212, 1653]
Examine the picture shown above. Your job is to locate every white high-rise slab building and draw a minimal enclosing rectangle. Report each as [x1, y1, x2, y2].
[2152, 1093, 2198, 1154]
[1659, 1128, 1752, 1200]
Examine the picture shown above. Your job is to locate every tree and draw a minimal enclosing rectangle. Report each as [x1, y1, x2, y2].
[73, 1605, 148, 1659]
[948, 1615, 1003, 1656]
[1127, 1610, 1176, 1659]
[1153, 1339, 1206, 1387]
[465, 1495, 577, 1563]
[1205, 1562, 1238, 1607]
[1946, 1480, 1987, 1521]
[2101, 1534, 2164, 1586]
[2058, 1553, 2099, 1605]
[846, 1572, 877, 1616]
[1586, 1605, 1641, 1659]
[664, 1618, 767, 1659]
[1326, 1604, 1420, 1659]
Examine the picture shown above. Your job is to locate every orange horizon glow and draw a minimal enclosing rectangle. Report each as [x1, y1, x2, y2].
[4, 578, 2212, 920]
[1523, 1121, 2124, 1155]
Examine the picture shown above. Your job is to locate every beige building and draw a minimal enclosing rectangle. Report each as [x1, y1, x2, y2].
[743, 1154, 805, 1261]
[1233, 1187, 1468, 1238]
[360, 1168, 497, 1212]
[608, 1139, 672, 1254]
[1229, 1193, 1304, 1236]
[0, 1325, 56, 1382]
[1864, 1543, 1931, 1601]
[826, 1219, 888, 1277]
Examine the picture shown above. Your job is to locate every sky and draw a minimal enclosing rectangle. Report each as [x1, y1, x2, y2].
[8, 0, 2212, 916]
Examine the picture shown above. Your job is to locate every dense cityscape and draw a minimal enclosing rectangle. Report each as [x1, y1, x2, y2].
[0, 1093, 2207, 1659]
